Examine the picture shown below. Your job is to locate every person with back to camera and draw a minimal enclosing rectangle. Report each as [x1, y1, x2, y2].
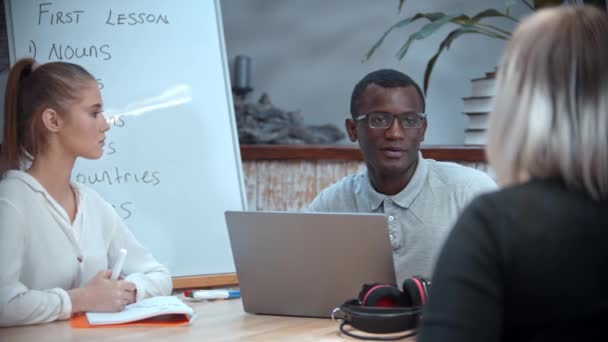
[418, 5, 608, 342]
[0, 58, 172, 327]
[308, 69, 497, 285]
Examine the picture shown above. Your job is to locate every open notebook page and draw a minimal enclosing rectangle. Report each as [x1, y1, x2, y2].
[85, 296, 195, 325]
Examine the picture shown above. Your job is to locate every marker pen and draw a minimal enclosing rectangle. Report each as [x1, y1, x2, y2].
[110, 248, 128, 280]
[184, 289, 241, 300]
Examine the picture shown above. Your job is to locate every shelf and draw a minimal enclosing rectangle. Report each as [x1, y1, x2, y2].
[240, 144, 486, 162]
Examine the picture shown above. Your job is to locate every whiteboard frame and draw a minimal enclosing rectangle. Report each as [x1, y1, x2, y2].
[4, 0, 15, 66]
[215, 0, 247, 212]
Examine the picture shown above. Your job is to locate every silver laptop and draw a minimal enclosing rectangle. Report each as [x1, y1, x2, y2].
[224, 211, 396, 318]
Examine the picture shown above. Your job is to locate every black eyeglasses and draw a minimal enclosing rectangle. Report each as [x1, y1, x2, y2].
[354, 112, 426, 129]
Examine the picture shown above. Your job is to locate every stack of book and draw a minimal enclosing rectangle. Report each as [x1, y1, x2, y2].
[462, 71, 496, 145]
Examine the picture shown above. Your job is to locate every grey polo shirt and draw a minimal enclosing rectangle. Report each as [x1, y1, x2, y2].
[308, 153, 497, 284]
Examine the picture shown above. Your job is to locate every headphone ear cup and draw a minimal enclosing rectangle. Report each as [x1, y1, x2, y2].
[338, 302, 419, 334]
[360, 284, 408, 307]
[402, 277, 426, 307]
[338, 280, 428, 336]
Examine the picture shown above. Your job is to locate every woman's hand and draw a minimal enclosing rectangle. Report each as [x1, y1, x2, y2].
[68, 270, 137, 313]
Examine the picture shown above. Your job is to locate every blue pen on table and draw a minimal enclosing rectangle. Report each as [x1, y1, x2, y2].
[184, 289, 240, 300]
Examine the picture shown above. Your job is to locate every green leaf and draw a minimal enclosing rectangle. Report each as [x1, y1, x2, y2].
[520, 0, 535, 10]
[395, 14, 468, 59]
[422, 26, 509, 94]
[364, 7, 515, 81]
[423, 27, 478, 94]
[398, 0, 406, 13]
[474, 22, 512, 36]
[392, 8, 514, 60]
[363, 12, 445, 61]
[505, 0, 516, 15]
[471, 8, 518, 22]
[533, 0, 564, 9]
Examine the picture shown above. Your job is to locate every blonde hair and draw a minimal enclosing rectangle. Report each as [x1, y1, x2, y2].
[487, 5, 608, 200]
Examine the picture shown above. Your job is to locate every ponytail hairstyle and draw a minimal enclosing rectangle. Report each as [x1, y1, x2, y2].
[2, 58, 96, 169]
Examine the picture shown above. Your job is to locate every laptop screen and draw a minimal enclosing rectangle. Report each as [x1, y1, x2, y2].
[225, 211, 396, 318]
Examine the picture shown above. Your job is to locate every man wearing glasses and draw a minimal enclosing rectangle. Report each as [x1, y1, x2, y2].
[308, 69, 496, 284]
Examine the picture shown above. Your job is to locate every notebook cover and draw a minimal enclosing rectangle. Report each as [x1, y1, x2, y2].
[71, 313, 192, 328]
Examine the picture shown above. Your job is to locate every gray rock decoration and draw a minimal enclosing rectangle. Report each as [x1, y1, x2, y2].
[234, 93, 344, 144]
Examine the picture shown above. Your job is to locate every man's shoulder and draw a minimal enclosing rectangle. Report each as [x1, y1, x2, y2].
[308, 171, 367, 212]
[318, 171, 366, 197]
[424, 159, 496, 190]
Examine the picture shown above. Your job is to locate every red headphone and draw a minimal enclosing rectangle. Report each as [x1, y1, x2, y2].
[360, 276, 428, 308]
[332, 276, 431, 340]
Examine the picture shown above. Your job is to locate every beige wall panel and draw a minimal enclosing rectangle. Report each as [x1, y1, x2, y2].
[284, 161, 317, 211]
[256, 161, 286, 211]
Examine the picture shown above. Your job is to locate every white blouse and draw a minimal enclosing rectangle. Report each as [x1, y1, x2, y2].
[0, 171, 172, 327]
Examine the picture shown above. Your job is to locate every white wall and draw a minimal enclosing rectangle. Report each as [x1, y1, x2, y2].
[221, 0, 530, 144]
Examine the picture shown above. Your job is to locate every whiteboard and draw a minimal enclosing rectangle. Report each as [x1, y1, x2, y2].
[5, 0, 246, 277]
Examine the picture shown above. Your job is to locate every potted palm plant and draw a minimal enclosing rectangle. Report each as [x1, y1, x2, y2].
[366, 0, 606, 94]
[365, 0, 606, 144]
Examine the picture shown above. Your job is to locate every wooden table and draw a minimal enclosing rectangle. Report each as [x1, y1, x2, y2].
[0, 298, 416, 341]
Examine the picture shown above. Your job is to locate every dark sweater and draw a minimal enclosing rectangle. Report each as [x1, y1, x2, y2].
[418, 178, 608, 342]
